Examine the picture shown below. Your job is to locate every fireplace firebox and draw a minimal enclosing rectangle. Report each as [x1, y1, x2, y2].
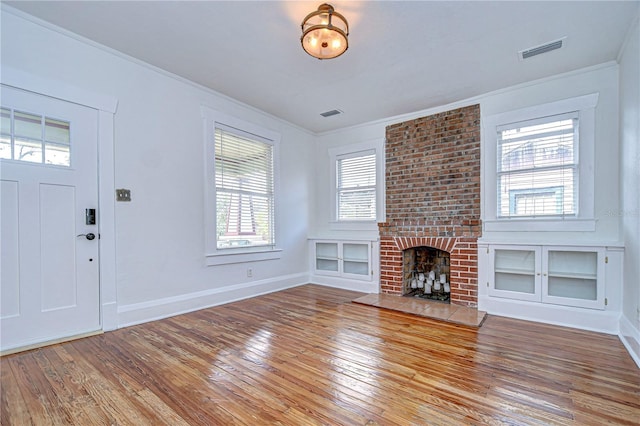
[403, 246, 450, 302]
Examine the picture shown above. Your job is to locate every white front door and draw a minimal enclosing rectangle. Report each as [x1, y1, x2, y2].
[1, 85, 101, 352]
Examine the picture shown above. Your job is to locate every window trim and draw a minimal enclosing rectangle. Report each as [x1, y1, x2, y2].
[202, 106, 282, 265]
[329, 139, 385, 230]
[482, 93, 598, 232]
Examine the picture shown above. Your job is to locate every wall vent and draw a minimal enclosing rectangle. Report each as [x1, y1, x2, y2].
[320, 109, 343, 117]
[519, 37, 566, 60]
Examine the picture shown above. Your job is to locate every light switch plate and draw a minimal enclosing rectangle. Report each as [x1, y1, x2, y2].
[116, 188, 131, 202]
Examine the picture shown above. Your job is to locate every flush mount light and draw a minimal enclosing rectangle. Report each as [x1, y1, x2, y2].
[301, 3, 349, 60]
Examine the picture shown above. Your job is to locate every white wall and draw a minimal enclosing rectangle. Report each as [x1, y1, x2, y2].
[312, 63, 625, 333]
[312, 126, 384, 242]
[479, 65, 621, 244]
[2, 5, 635, 351]
[313, 64, 622, 246]
[618, 13, 640, 366]
[1, 10, 315, 326]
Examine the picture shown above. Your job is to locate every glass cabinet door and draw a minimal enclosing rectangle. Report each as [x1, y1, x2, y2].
[542, 247, 604, 309]
[487, 244, 606, 310]
[490, 247, 541, 301]
[343, 243, 369, 276]
[312, 240, 372, 281]
[315, 242, 339, 272]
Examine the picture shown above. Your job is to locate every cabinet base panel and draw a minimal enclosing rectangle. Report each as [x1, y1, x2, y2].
[478, 296, 619, 334]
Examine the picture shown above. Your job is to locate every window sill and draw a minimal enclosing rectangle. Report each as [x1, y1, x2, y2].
[484, 218, 596, 232]
[329, 220, 379, 232]
[206, 248, 282, 266]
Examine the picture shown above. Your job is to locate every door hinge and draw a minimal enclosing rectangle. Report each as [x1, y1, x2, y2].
[487, 282, 489, 287]
[486, 247, 489, 254]
[605, 256, 608, 264]
[605, 298, 608, 306]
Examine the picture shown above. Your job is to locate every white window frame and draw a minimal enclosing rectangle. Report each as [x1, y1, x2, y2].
[329, 139, 385, 231]
[482, 93, 598, 232]
[496, 111, 579, 219]
[202, 106, 282, 265]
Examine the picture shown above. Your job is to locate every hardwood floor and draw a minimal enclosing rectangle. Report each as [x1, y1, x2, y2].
[2, 285, 639, 425]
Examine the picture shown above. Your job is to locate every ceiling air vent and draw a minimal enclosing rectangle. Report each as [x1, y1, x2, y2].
[320, 109, 343, 118]
[519, 37, 566, 60]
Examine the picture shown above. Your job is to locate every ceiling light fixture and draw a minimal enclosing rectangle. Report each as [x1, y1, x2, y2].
[301, 3, 349, 60]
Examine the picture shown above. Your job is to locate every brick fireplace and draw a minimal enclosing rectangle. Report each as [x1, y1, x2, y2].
[378, 105, 481, 307]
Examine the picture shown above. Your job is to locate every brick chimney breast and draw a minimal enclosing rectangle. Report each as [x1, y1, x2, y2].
[379, 105, 481, 307]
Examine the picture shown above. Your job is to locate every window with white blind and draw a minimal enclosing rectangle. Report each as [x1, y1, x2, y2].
[215, 127, 274, 250]
[497, 112, 578, 218]
[202, 107, 281, 265]
[337, 150, 377, 221]
[482, 93, 598, 232]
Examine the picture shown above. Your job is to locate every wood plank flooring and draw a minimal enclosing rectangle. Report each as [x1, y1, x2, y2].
[2, 284, 639, 425]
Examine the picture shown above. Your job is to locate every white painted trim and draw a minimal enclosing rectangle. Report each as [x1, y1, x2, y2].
[97, 110, 118, 331]
[310, 275, 379, 294]
[328, 138, 385, 225]
[1, 66, 118, 113]
[201, 106, 283, 265]
[478, 238, 624, 248]
[482, 93, 599, 231]
[484, 93, 599, 125]
[205, 249, 283, 266]
[483, 219, 596, 232]
[117, 273, 308, 328]
[619, 315, 640, 368]
[478, 295, 620, 334]
[0, 70, 119, 334]
[328, 220, 379, 232]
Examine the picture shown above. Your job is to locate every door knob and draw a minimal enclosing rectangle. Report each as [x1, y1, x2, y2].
[77, 233, 96, 240]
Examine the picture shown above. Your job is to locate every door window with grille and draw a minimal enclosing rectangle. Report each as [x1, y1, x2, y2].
[1, 107, 71, 167]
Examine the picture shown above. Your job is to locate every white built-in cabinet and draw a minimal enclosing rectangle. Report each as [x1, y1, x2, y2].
[488, 245, 605, 310]
[313, 240, 372, 281]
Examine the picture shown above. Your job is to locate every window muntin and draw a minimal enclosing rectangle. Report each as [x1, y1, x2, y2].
[497, 112, 578, 218]
[214, 127, 274, 250]
[0, 107, 71, 167]
[337, 151, 376, 221]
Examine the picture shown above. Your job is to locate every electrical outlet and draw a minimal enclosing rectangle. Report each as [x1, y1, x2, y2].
[247, 268, 253, 278]
[115, 188, 131, 202]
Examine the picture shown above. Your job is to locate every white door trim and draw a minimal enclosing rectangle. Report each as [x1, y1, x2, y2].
[1, 67, 119, 331]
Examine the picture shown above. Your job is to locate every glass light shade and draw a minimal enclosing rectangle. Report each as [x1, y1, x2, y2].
[301, 4, 349, 60]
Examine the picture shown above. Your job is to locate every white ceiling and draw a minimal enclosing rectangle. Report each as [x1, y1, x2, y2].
[6, 1, 639, 133]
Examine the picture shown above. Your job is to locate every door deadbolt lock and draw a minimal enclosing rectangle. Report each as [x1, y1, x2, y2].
[77, 233, 96, 240]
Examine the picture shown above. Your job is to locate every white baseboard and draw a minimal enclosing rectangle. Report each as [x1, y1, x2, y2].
[619, 315, 640, 368]
[101, 301, 118, 331]
[478, 296, 621, 334]
[309, 274, 379, 294]
[117, 273, 308, 328]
